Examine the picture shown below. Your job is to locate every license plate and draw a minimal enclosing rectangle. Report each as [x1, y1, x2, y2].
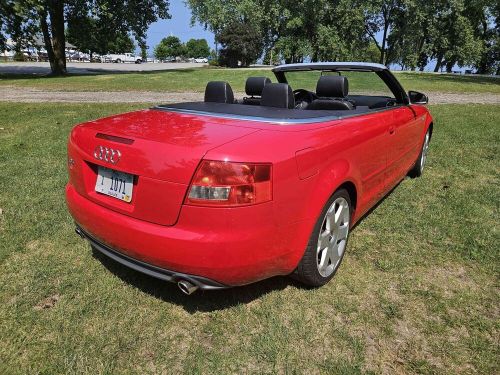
[95, 166, 134, 202]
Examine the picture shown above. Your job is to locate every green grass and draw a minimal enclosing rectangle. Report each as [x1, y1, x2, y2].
[0, 67, 499, 93]
[0, 103, 499, 374]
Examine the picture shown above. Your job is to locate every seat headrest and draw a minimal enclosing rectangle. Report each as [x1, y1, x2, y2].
[261, 83, 295, 109]
[316, 75, 349, 98]
[204, 81, 234, 103]
[245, 77, 272, 97]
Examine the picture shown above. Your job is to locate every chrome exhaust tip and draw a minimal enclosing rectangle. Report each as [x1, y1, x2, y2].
[75, 227, 84, 239]
[177, 279, 199, 295]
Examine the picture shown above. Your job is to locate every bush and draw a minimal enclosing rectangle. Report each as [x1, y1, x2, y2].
[14, 51, 25, 61]
[208, 59, 219, 67]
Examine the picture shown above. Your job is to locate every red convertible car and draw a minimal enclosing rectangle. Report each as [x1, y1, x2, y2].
[66, 62, 432, 294]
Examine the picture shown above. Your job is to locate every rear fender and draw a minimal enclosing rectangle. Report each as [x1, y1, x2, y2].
[310, 157, 361, 217]
[285, 157, 361, 270]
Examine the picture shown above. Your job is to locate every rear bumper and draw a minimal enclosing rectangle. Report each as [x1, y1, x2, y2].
[75, 226, 227, 290]
[66, 184, 311, 286]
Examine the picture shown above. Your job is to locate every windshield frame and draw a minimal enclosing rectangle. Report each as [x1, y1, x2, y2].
[272, 64, 409, 105]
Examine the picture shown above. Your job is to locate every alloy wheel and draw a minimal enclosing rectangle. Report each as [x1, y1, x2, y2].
[420, 131, 430, 171]
[316, 197, 350, 277]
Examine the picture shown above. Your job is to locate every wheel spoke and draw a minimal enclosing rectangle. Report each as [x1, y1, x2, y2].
[330, 241, 341, 266]
[338, 224, 348, 240]
[318, 230, 330, 251]
[334, 203, 343, 224]
[318, 247, 330, 272]
[325, 210, 334, 232]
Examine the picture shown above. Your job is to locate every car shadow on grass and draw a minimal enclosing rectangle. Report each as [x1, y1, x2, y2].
[89, 179, 410, 312]
[91, 248, 306, 313]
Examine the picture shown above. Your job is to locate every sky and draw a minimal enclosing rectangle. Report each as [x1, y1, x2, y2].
[145, 1, 215, 53]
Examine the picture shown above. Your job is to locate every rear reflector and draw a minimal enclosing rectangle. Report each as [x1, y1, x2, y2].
[186, 160, 272, 207]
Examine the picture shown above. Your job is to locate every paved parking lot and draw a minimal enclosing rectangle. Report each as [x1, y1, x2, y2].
[0, 61, 207, 75]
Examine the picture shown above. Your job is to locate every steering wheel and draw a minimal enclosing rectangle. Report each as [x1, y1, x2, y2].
[293, 89, 317, 108]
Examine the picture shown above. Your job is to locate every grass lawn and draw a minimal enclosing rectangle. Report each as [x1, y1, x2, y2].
[0, 67, 499, 94]
[0, 103, 499, 374]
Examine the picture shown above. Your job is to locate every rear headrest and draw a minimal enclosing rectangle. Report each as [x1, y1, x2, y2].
[261, 83, 295, 109]
[316, 75, 349, 98]
[245, 76, 272, 97]
[204, 81, 234, 103]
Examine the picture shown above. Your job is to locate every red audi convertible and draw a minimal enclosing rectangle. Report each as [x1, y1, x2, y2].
[66, 62, 432, 294]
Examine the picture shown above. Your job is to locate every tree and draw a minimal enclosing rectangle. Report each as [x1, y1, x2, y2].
[154, 35, 185, 60]
[185, 38, 210, 58]
[364, 0, 403, 65]
[140, 45, 148, 61]
[467, 0, 500, 74]
[187, 0, 499, 73]
[5, 1, 170, 75]
[186, 0, 268, 59]
[428, 0, 482, 72]
[312, 0, 370, 62]
[217, 21, 263, 67]
[66, 16, 135, 59]
[386, 0, 440, 70]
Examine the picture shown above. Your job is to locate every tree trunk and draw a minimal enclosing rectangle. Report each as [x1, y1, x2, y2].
[40, 10, 56, 72]
[433, 54, 443, 72]
[48, 0, 66, 75]
[445, 59, 454, 73]
[477, 16, 489, 74]
[379, 6, 391, 65]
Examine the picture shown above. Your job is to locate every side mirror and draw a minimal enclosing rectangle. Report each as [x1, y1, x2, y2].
[408, 90, 428, 105]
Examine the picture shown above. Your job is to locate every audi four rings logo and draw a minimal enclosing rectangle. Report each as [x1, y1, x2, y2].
[94, 146, 121, 164]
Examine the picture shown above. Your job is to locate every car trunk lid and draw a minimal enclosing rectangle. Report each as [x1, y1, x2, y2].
[68, 109, 258, 225]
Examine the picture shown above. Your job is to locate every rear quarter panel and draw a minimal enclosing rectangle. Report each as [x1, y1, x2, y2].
[205, 112, 392, 268]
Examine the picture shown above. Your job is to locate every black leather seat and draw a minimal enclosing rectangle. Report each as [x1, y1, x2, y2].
[307, 76, 354, 110]
[260, 83, 295, 109]
[204, 81, 235, 104]
[243, 77, 271, 105]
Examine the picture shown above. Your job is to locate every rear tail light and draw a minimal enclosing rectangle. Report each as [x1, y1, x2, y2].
[186, 160, 272, 207]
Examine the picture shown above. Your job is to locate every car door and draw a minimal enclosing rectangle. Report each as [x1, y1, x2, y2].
[346, 110, 394, 214]
[385, 105, 422, 190]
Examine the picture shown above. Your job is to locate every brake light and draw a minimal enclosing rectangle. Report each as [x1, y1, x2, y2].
[186, 160, 272, 206]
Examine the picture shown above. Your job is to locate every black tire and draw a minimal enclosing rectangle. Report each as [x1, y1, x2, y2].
[115, 59, 121, 63]
[293, 188, 352, 287]
[136, 59, 142, 64]
[408, 128, 431, 178]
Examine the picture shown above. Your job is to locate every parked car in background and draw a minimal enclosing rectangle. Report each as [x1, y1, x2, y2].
[67, 62, 433, 295]
[103, 53, 142, 64]
[0, 49, 14, 61]
[194, 57, 208, 63]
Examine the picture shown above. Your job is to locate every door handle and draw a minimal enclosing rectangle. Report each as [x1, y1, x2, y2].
[389, 126, 395, 135]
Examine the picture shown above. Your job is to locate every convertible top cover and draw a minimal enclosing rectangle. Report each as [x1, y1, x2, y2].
[155, 102, 374, 124]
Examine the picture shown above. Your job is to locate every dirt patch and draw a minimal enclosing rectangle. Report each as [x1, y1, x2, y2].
[0, 86, 499, 104]
[0, 86, 204, 104]
[34, 294, 60, 310]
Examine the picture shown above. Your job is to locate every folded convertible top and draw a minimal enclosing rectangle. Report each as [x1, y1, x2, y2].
[155, 102, 373, 124]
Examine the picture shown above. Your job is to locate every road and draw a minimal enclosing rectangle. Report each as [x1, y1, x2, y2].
[0, 61, 207, 75]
